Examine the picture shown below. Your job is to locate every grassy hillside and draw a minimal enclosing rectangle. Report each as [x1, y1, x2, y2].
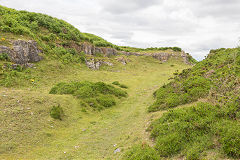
[0, 5, 119, 49]
[125, 48, 240, 159]
[0, 5, 188, 56]
[0, 54, 190, 159]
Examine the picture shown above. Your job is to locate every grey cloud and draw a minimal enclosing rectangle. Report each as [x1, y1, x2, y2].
[100, 0, 162, 14]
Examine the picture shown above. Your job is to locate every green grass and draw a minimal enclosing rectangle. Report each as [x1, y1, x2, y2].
[0, 55, 189, 159]
[124, 48, 240, 160]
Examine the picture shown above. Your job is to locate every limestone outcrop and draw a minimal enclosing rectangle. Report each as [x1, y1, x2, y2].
[0, 40, 42, 65]
[85, 59, 113, 70]
[81, 43, 117, 57]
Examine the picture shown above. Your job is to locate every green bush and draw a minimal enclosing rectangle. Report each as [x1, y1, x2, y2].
[124, 145, 160, 160]
[215, 120, 240, 158]
[74, 85, 94, 99]
[119, 84, 128, 89]
[50, 105, 63, 120]
[0, 53, 10, 61]
[96, 95, 116, 108]
[49, 81, 127, 110]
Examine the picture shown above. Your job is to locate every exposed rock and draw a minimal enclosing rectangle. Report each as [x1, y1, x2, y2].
[0, 40, 42, 65]
[114, 148, 121, 154]
[11, 40, 42, 64]
[81, 42, 117, 57]
[78, 43, 193, 65]
[115, 57, 128, 65]
[85, 58, 113, 70]
[0, 46, 12, 55]
[120, 51, 193, 65]
[85, 59, 101, 70]
[102, 61, 113, 66]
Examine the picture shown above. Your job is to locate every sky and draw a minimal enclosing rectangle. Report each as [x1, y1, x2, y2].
[1, 0, 240, 60]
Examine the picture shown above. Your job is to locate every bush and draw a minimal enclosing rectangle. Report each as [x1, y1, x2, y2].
[216, 120, 240, 158]
[49, 81, 127, 110]
[50, 105, 63, 120]
[0, 53, 10, 61]
[96, 95, 116, 108]
[124, 145, 160, 160]
[119, 84, 128, 89]
[74, 85, 94, 99]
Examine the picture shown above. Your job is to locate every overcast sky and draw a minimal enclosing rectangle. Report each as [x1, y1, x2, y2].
[1, 0, 240, 60]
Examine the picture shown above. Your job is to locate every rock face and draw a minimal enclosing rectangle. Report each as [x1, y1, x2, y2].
[81, 43, 117, 57]
[120, 51, 192, 64]
[115, 57, 128, 65]
[0, 40, 42, 65]
[85, 59, 113, 70]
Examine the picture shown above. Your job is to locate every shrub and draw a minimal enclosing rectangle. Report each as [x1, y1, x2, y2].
[0, 53, 10, 61]
[216, 120, 240, 158]
[148, 103, 223, 158]
[49, 81, 127, 110]
[119, 84, 128, 89]
[74, 85, 94, 99]
[50, 105, 63, 120]
[96, 95, 116, 108]
[124, 145, 160, 160]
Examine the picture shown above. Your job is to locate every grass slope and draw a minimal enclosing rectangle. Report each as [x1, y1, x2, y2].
[125, 48, 240, 159]
[0, 55, 190, 159]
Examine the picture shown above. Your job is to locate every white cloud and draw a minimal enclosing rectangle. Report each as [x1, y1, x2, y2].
[1, 0, 240, 60]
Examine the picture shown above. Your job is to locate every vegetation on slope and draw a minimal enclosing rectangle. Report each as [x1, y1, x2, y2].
[0, 54, 190, 159]
[0, 5, 186, 57]
[0, 5, 119, 49]
[49, 81, 127, 110]
[125, 48, 240, 159]
[119, 46, 182, 53]
[149, 48, 239, 112]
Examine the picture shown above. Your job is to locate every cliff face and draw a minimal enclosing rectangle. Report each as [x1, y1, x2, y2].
[79, 42, 192, 65]
[0, 39, 192, 66]
[80, 42, 117, 57]
[0, 40, 42, 65]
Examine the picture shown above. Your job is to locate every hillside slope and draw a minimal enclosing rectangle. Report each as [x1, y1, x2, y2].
[125, 48, 240, 159]
[0, 5, 196, 68]
[0, 5, 195, 160]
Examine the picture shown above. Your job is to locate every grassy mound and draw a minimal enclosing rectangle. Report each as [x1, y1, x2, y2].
[0, 5, 119, 49]
[149, 48, 240, 112]
[125, 48, 240, 159]
[49, 81, 127, 110]
[126, 102, 240, 159]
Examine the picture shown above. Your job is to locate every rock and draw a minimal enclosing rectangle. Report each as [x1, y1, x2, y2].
[102, 61, 113, 66]
[0, 40, 42, 65]
[85, 59, 113, 70]
[114, 148, 121, 154]
[80, 42, 117, 57]
[115, 57, 127, 65]
[11, 40, 42, 64]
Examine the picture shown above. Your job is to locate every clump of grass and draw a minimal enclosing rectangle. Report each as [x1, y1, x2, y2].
[124, 145, 160, 160]
[112, 81, 128, 89]
[112, 81, 120, 85]
[49, 81, 127, 110]
[119, 84, 128, 89]
[50, 105, 63, 120]
[0, 53, 10, 61]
